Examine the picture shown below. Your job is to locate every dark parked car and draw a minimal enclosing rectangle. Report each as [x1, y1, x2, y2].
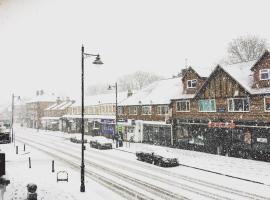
[136, 150, 179, 167]
[70, 137, 87, 144]
[89, 136, 113, 150]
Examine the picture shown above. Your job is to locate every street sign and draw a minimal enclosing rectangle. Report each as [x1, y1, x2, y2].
[0, 153, 5, 176]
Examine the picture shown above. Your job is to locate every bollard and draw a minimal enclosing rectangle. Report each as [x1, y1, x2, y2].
[16, 146, 18, 154]
[27, 183, 37, 200]
[52, 160, 55, 173]
[24, 144, 25, 151]
[29, 157, 31, 168]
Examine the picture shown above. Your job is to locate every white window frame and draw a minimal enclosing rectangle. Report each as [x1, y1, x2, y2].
[142, 106, 152, 115]
[129, 106, 137, 115]
[187, 79, 197, 88]
[264, 96, 270, 112]
[157, 105, 169, 115]
[260, 69, 270, 80]
[176, 100, 190, 112]
[227, 98, 250, 112]
[198, 99, 216, 112]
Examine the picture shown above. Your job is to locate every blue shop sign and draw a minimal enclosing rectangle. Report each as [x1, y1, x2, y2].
[101, 119, 115, 124]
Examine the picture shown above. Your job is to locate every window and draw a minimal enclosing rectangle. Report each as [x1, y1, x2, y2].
[129, 106, 137, 115]
[199, 99, 216, 112]
[117, 107, 124, 115]
[176, 100, 190, 112]
[260, 69, 270, 80]
[142, 106, 151, 115]
[264, 97, 270, 112]
[157, 105, 169, 115]
[187, 79, 197, 88]
[228, 98, 249, 112]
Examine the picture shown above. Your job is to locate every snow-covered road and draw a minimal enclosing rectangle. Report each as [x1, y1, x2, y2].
[7, 126, 270, 200]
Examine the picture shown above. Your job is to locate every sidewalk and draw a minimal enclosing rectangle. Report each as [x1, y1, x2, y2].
[1, 140, 121, 200]
[117, 141, 270, 185]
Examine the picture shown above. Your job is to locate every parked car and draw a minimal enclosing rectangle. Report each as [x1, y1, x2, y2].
[136, 149, 179, 167]
[0, 122, 11, 144]
[89, 136, 113, 150]
[70, 137, 87, 144]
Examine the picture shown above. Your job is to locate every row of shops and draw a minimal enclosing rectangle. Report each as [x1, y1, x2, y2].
[172, 119, 270, 160]
[40, 115, 172, 144]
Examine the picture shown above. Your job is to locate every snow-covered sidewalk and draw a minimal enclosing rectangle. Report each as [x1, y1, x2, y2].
[1, 140, 122, 200]
[118, 142, 270, 185]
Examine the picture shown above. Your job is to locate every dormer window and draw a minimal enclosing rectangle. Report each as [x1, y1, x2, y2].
[187, 79, 197, 88]
[260, 69, 270, 80]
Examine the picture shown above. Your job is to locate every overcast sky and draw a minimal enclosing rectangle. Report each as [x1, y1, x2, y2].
[0, 0, 270, 105]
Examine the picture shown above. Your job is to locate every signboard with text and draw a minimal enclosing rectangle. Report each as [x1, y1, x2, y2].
[208, 121, 236, 129]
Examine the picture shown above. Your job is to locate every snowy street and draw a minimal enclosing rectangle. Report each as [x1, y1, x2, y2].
[3, 126, 270, 200]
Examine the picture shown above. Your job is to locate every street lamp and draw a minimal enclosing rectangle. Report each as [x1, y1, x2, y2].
[108, 82, 119, 148]
[11, 94, 20, 145]
[80, 45, 103, 193]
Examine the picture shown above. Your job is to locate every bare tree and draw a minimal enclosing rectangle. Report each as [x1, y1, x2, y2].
[118, 71, 163, 91]
[226, 35, 267, 64]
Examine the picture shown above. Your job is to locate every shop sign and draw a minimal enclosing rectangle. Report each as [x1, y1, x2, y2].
[101, 119, 115, 124]
[208, 121, 235, 128]
[257, 138, 267, 143]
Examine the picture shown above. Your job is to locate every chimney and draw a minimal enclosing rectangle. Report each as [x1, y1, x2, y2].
[127, 89, 133, 97]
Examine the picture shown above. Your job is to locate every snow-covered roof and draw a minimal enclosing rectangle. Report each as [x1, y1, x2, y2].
[191, 66, 213, 78]
[27, 93, 56, 103]
[71, 92, 128, 107]
[45, 103, 58, 111]
[221, 60, 257, 94]
[119, 78, 193, 106]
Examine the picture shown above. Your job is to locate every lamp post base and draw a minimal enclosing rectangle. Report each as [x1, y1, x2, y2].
[80, 184, 85, 192]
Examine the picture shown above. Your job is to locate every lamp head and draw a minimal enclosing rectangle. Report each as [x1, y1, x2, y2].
[93, 55, 103, 65]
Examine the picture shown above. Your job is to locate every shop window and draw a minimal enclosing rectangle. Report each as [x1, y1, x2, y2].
[157, 105, 169, 115]
[142, 106, 152, 115]
[228, 98, 249, 112]
[118, 107, 124, 115]
[260, 69, 270, 80]
[129, 106, 137, 115]
[187, 79, 197, 88]
[264, 97, 270, 112]
[176, 100, 190, 112]
[198, 99, 216, 112]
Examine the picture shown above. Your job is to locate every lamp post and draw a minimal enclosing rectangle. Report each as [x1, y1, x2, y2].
[11, 94, 20, 145]
[108, 82, 119, 148]
[80, 45, 103, 192]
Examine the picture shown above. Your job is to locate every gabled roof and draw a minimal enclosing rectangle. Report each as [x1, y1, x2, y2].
[182, 66, 212, 80]
[194, 59, 270, 97]
[119, 77, 193, 106]
[250, 50, 270, 71]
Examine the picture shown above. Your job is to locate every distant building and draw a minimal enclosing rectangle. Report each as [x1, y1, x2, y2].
[25, 90, 56, 129]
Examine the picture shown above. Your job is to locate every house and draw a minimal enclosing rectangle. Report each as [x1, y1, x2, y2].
[171, 50, 270, 158]
[118, 77, 185, 144]
[25, 90, 56, 129]
[42, 97, 75, 131]
[62, 92, 129, 137]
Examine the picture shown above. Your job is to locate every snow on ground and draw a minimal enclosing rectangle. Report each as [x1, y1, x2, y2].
[118, 142, 270, 185]
[1, 139, 123, 200]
